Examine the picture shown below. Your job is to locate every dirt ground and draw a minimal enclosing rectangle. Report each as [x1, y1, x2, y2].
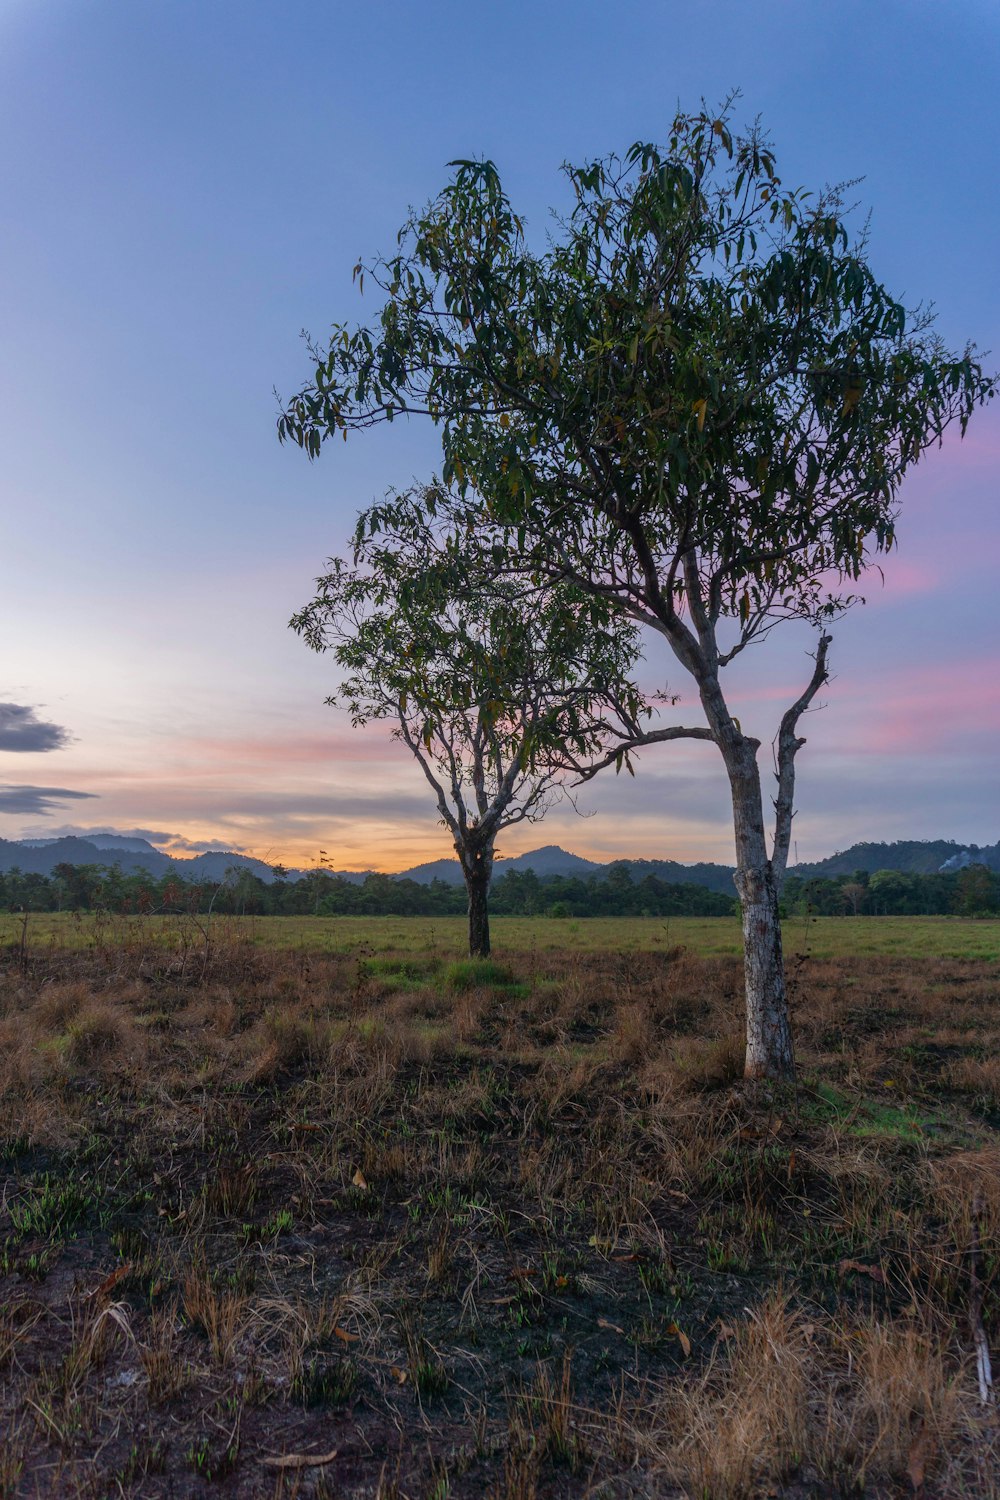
[2, 925, 999, 1497]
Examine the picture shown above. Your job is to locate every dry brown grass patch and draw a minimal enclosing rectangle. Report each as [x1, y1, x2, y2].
[628, 1298, 982, 1497]
[140, 1302, 191, 1402]
[637, 1293, 811, 1498]
[670, 1031, 746, 1091]
[946, 1053, 1000, 1111]
[181, 1257, 247, 1367]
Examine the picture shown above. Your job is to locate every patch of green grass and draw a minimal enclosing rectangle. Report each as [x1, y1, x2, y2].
[441, 957, 520, 991]
[802, 1079, 953, 1142]
[292, 1354, 358, 1408]
[852, 1098, 939, 1141]
[360, 956, 436, 988]
[8, 1174, 92, 1240]
[411, 1357, 450, 1399]
[6, 910, 998, 961]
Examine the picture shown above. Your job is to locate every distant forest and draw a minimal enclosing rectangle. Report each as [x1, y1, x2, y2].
[0, 859, 997, 919]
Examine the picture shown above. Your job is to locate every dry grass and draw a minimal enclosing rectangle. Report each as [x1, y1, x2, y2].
[626, 1295, 992, 1497]
[0, 929, 998, 1496]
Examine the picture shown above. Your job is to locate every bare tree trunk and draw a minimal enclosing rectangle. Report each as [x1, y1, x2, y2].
[725, 739, 795, 1081]
[460, 839, 494, 958]
[466, 871, 491, 957]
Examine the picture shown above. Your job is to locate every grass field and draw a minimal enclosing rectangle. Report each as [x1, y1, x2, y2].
[1, 919, 999, 1496]
[4, 909, 999, 961]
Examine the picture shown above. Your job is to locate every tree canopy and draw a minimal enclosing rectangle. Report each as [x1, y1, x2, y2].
[281, 107, 991, 644]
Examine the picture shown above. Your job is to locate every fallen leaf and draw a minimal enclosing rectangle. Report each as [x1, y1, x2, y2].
[262, 1450, 339, 1470]
[88, 1264, 133, 1299]
[665, 1322, 691, 1357]
[333, 1326, 359, 1344]
[612, 1253, 638, 1263]
[838, 1258, 886, 1285]
[715, 1321, 736, 1341]
[597, 1317, 624, 1334]
[389, 1365, 408, 1384]
[351, 1169, 369, 1191]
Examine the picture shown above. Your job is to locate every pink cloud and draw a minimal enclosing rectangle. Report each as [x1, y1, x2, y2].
[868, 557, 939, 599]
[162, 723, 402, 772]
[833, 659, 1000, 754]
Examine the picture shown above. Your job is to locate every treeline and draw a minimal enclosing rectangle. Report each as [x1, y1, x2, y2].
[3, 860, 996, 920]
[0, 861, 735, 918]
[783, 864, 999, 917]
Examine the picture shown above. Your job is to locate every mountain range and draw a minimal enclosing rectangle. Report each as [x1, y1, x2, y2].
[2, 834, 998, 892]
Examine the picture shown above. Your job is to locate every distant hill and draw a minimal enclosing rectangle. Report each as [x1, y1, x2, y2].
[0, 836, 173, 879]
[0, 836, 735, 891]
[396, 845, 737, 892]
[20, 834, 163, 856]
[615, 857, 739, 895]
[792, 840, 1000, 879]
[400, 845, 604, 886]
[0, 837, 370, 885]
[2, 834, 996, 892]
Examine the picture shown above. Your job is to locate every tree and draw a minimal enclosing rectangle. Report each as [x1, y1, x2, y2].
[839, 881, 867, 916]
[954, 864, 998, 917]
[52, 861, 103, 912]
[868, 868, 919, 915]
[223, 864, 263, 916]
[279, 105, 994, 1077]
[291, 490, 654, 957]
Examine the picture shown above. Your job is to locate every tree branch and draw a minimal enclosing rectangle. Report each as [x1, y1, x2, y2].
[770, 633, 832, 890]
[564, 724, 716, 784]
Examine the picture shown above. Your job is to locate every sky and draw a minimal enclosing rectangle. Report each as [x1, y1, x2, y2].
[1, 0, 998, 871]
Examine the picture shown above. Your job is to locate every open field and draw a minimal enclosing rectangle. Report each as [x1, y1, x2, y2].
[3, 910, 999, 961]
[2, 924, 1000, 1497]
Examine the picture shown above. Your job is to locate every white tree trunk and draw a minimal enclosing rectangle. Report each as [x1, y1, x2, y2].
[726, 741, 795, 1080]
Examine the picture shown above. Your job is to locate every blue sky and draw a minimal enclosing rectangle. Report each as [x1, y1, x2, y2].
[1, 0, 998, 869]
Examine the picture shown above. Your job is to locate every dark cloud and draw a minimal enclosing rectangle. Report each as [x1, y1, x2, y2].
[164, 836, 252, 853]
[0, 703, 71, 753]
[28, 824, 191, 847]
[16, 823, 253, 854]
[0, 785, 98, 816]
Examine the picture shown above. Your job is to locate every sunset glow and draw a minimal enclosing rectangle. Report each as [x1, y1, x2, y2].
[2, 1, 997, 871]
